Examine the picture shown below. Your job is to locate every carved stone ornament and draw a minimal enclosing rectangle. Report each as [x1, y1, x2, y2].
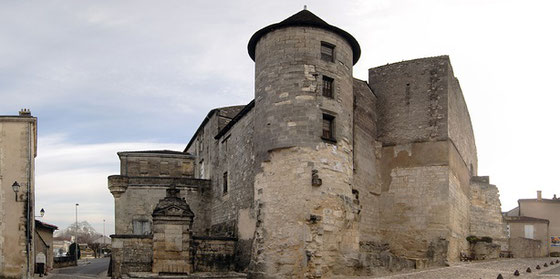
[152, 184, 194, 218]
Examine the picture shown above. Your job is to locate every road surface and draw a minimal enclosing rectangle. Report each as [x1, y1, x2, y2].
[47, 257, 109, 278]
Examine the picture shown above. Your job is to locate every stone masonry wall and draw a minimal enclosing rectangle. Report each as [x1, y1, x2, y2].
[251, 145, 359, 278]
[192, 236, 237, 272]
[111, 236, 153, 277]
[369, 56, 450, 145]
[447, 172, 470, 261]
[119, 153, 194, 178]
[378, 164, 450, 262]
[186, 106, 256, 239]
[213, 110, 256, 271]
[188, 110, 219, 181]
[152, 220, 192, 274]
[448, 74, 478, 175]
[111, 177, 210, 236]
[212, 110, 255, 233]
[253, 26, 354, 160]
[370, 56, 483, 264]
[509, 237, 544, 258]
[0, 117, 37, 278]
[352, 78, 382, 241]
[470, 177, 508, 249]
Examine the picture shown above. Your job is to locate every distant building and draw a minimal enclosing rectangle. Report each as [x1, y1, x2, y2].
[34, 220, 58, 275]
[505, 190, 560, 256]
[0, 109, 38, 278]
[52, 239, 72, 257]
[504, 216, 548, 257]
[109, 9, 508, 278]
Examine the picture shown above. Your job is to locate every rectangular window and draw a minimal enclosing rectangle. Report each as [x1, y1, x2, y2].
[322, 114, 335, 141]
[524, 224, 534, 239]
[133, 220, 151, 235]
[322, 76, 334, 98]
[223, 172, 228, 194]
[321, 42, 335, 62]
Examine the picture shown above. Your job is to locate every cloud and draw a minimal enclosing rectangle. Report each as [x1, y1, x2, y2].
[35, 133, 184, 235]
[0, 1, 255, 144]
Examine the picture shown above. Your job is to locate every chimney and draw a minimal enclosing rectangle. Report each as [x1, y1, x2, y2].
[18, 108, 31, 116]
[537, 190, 542, 201]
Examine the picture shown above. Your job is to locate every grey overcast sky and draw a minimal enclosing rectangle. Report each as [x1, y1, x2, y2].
[1, 0, 559, 235]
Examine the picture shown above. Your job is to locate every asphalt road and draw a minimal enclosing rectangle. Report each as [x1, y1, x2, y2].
[47, 257, 109, 278]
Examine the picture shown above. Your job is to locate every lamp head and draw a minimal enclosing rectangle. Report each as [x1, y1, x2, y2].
[40, 208, 45, 217]
[12, 181, 20, 193]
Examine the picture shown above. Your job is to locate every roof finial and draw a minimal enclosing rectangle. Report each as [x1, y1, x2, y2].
[303, 5, 307, 10]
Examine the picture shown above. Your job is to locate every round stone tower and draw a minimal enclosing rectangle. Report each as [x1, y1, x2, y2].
[247, 9, 362, 278]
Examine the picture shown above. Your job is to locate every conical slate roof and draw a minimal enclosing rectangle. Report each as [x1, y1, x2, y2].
[248, 10, 361, 65]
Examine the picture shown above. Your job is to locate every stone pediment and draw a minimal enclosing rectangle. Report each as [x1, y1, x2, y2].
[153, 201, 194, 217]
[152, 185, 194, 218]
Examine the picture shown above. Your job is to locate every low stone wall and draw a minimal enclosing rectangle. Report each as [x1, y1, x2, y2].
[53, 256, 76, 268]
[509, 237, 544, 258]
[111, 235, 153, 278]
[472, 242, 501, 260]
[192, 236, 237, 272]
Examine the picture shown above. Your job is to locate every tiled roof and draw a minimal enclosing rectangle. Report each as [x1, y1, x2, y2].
[35, 220, 58, 231]
[504, 216, 549, 223]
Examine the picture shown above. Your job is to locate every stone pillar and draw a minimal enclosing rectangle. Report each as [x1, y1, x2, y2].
[152, 185, 194, 275]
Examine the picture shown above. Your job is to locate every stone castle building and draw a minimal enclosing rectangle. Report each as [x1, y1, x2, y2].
[109, 9, 507, 278]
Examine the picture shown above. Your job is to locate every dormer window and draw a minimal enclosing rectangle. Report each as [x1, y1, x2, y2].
[321, 42, 335, 62]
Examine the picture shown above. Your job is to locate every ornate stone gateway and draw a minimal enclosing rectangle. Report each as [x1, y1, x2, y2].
[152, 185, 194, 275]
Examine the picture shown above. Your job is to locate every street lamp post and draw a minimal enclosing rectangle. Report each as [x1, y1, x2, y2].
[103, 219, 106, 257]
[75, 203, 79, 263]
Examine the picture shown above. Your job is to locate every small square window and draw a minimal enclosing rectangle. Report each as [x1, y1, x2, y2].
[322, 114, 335, 141]
[321, 42, 335, 62]
[223, 172, 228, 194]
[322, 76, 334, 98]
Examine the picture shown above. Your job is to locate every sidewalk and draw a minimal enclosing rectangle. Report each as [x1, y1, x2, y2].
[372, 257, 560, 278]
